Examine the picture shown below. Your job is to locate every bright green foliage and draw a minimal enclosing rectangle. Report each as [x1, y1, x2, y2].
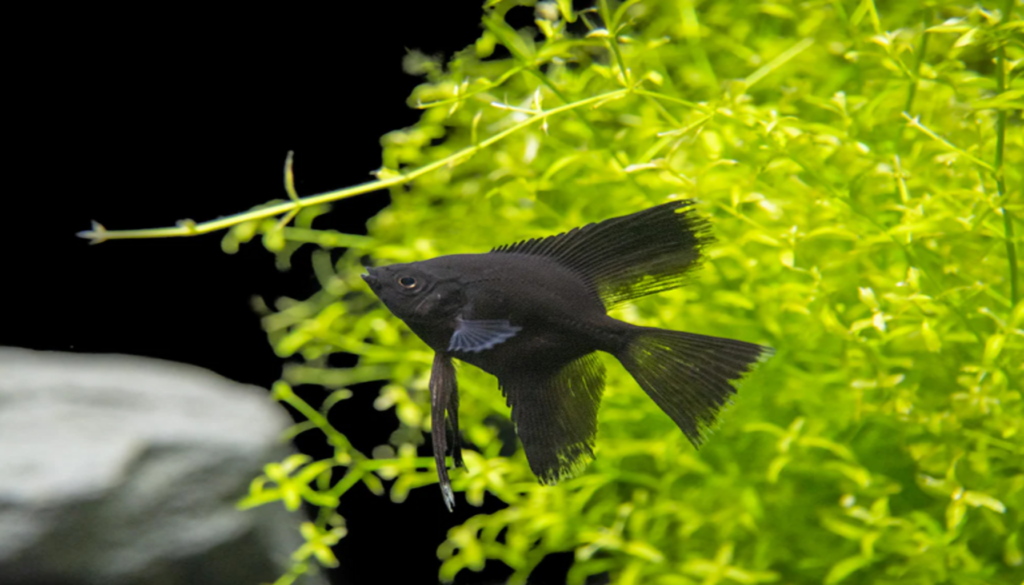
[233, 1, 1023, 583]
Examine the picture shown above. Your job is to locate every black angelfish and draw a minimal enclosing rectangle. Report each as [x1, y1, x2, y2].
[362, 201, 771, 510]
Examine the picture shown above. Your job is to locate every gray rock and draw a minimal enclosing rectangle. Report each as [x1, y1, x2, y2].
[0, 348, 325, 585]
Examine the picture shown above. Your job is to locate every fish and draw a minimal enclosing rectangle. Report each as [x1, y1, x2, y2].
[362, 200, 772, 510]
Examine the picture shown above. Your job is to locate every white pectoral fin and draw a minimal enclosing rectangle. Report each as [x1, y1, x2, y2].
[448, 317, 522, 353]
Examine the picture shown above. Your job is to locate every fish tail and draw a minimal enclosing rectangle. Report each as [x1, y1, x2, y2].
[616, 327, 772, 447]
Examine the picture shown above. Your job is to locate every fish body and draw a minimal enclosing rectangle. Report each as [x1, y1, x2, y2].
[362, 201, 772, 510]
[391, 253, 620, 367]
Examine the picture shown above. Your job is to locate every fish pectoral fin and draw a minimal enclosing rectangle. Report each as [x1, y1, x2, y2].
[448, 317, 522, 353]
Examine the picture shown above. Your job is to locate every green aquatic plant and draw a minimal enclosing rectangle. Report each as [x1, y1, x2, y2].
[86, 0, 1022, 583]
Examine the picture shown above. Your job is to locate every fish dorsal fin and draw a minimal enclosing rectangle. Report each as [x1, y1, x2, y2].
[490, 201, 713, 308]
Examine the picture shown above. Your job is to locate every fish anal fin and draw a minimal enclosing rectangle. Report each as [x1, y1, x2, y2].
[499, 353, 606, 484]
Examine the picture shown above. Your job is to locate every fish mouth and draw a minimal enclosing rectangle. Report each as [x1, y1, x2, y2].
[361, 268, 380, 291]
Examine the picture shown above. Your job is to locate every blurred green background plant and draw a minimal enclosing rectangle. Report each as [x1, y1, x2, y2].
[223, 0, 1023, 583]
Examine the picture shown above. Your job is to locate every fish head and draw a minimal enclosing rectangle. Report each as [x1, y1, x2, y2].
[362, 260, 464, 323]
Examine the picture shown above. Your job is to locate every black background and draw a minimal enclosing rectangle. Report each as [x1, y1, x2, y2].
[6, 3, 588, 584]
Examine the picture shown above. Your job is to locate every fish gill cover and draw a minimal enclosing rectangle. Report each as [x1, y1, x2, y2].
[202, 1, 1020, 583]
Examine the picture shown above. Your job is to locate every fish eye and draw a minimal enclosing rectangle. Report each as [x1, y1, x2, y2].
[398, 276, 418, 289]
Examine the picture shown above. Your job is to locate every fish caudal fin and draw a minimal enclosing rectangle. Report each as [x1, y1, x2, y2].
[490, 200, 712, 308]
[617, 328, 772, 447]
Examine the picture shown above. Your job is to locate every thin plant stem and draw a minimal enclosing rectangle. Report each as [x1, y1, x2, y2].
[679, 0, 718, 91]
[904, 15, 931, 114]
[598, 0, 631, 85]
[80, 88, 629, 243]
[996, 0, 1018, 305]
[901, 113, 995, 171]
[743, 38, 815, 91]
